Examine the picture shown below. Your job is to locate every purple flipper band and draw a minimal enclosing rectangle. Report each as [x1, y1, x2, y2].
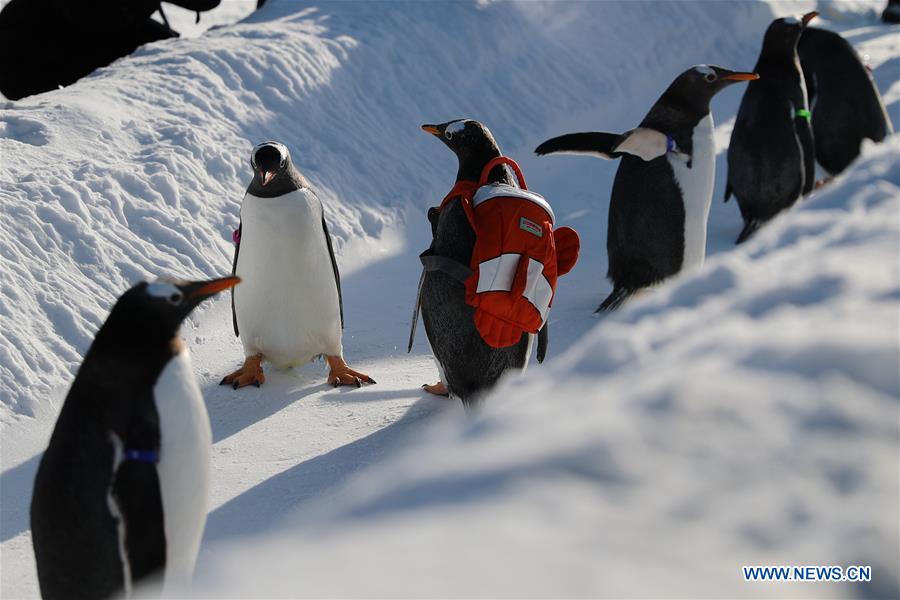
[124, 449, 159, 464]
[666, 135, 676, 153]
[232, 229, 241, 244]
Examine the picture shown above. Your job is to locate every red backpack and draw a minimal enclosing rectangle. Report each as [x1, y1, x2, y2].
[414, 156, 580, 349]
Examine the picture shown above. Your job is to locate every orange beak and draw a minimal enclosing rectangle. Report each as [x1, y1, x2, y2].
[723, 72, 760, 81]
[261, 170, 275, 186]
[187, 276, 241, 300]
[421, 124, 441, 135]
[802, 11, 818, 26]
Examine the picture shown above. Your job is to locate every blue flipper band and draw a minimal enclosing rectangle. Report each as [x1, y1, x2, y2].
[124, 449, 160, 464]
[666, 135, 676, 153]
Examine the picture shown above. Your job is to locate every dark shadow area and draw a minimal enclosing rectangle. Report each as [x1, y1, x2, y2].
[202, 396, 446, 545]
[1, 453, 40, 542]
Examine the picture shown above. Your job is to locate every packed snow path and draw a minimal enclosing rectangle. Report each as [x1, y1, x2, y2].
[2, 1, 898, 597]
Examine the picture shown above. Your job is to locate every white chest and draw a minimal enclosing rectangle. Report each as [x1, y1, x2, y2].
[234, 189, 343, 366]
[153, 349, 211, 588]
[667, 113, 715, 271]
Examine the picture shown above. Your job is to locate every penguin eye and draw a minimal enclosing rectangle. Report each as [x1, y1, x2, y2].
[444, 130, 453, 140]
[166, 291, 184, 306]
[705, 73, 717, 82]
[280, 158, 286, 169]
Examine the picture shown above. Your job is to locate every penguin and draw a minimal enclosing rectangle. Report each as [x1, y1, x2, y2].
[536, 65, 758, 311]
[798, 26, 894, 176]
[725, 12, 819, 244]
[222, 141, 374, 389]
[30, 275, 239, 600]
[419, 119, 535, 408]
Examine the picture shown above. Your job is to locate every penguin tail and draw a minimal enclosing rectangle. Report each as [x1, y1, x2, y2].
[736, 219, 762, 244]
[535, 132, 623, 159]
[724, 182, 733, 203]
[595, 287, 632, 313]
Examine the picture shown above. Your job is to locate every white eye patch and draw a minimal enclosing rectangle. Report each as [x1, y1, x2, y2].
[445, 120, 467, 135]
[782, 16, 800, 25]
[694, 65, 715, 76]
[146, 280, 180, 299]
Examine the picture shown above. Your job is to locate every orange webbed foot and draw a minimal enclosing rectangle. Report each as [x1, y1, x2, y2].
[422, 381, 449, 397]
[325, 355, 375, 388]
[220, 354, 265, 389]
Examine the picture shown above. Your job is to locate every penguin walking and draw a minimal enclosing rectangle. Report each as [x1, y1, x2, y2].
[222, 141, 374, 389]
[725, 12, 819, 244]
[798, 26, 894, 176]
[536, 65, 758, 311]
[31, 275, 239, 600]
[419, 119, 533, 408]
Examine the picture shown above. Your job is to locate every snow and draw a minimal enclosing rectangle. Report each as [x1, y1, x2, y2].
[1, 1, 898, 598]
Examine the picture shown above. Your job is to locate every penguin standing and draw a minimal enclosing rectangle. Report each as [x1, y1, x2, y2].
[419, 119, 533, 408]
[798, 26, 894, 176]
[222, 141, 374, 388]
[536, 65, 758, 311]
[725, 12, 819, 244]
[31, 275, 239, 600]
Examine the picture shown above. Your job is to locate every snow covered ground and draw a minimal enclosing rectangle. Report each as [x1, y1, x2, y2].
[1, 1, 898, 598]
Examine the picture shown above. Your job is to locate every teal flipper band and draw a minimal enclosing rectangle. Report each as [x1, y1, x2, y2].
[796, 108, 812, 121]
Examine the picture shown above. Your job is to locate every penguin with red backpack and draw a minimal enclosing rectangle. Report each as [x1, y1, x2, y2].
[412, 119, 579, 410]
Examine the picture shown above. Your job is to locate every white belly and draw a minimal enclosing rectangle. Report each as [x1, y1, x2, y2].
[667, 113, 715, 272]
[234, 189, 343, 367]
[153, 349, 211, 589]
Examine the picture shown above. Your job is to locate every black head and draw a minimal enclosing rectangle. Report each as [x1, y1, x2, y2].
[760, 11, 818, 61]
[421, 119, 503, 182]
[660, 65, 759, 115]
[96, 276, 241, 348]
[247, 141, 308, 197]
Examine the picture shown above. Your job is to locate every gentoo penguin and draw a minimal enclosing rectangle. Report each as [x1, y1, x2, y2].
[31, 275, 239, 600]
[799, 26, 894, 175]
[536, 65, 758, 311]
[419, 119, 533, 408]
[725, 12, 818, 244]
[222, 141, 374, 388]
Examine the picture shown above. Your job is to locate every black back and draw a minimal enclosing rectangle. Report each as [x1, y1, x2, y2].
[30, 281, 194, 599]
[420, 120, 530, 409]
[727, 17, 815, 234]
[799, 27, 893, 175]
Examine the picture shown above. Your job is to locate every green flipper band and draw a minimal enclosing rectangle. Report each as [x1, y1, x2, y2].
[796, 108, 812, 121]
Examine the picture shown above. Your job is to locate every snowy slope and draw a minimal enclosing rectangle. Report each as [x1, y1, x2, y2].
[1, 0, 898, 598]
[189, 137, 900, 598]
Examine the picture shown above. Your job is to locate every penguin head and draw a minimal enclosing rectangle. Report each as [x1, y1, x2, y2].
[421, 119, 502, 181]
[250, 141, 292, 188]
[680, 65, 759, 99]
[761, 11, 818, 58]
[100, 276, 241, 346]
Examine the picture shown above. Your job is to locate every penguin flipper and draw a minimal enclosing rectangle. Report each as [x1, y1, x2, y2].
[111, 460, 166, 583]
[535, 132, 624, 159]
[613, 128, 684, 162]
[536, 321, 549, 364]
[322, 216, 344, 329]
[724, 182, 732, 203]
[230, 222, 241, 337]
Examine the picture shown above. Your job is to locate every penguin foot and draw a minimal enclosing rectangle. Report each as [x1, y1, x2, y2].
[326, 355, 375, 388]
[220, 354, 265, 389]
[422, 381, 450, 397]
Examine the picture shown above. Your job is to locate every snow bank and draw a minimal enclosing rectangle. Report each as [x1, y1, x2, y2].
[0, 0, 795, 420]
[191, 137, 900, 598]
